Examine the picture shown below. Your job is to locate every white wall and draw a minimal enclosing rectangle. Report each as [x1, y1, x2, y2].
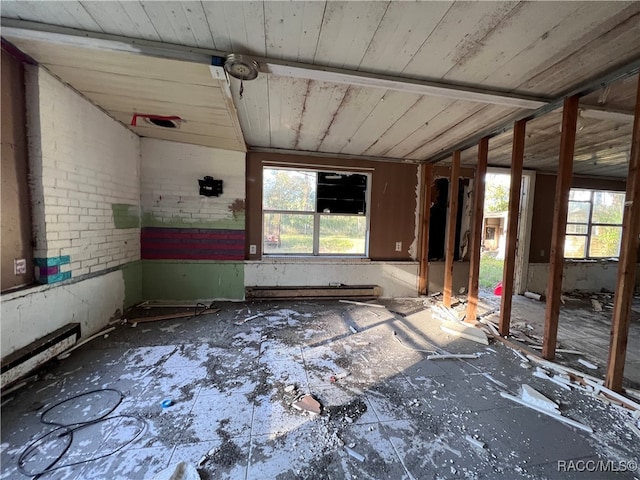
[245, 260, 419, 298]
[140, 138, 245, 227]
[26, 66, 140, 276]
[526, 262, 640, 294]
[1, 67, 141, 358]
[1, 271, 125, 356]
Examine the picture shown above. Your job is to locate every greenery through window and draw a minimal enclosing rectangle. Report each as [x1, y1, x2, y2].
[263, 168, 368, 256]
[565, 189, 625, 259]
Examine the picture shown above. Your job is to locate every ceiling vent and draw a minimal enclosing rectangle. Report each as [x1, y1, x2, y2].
[131, 114, 183, 129]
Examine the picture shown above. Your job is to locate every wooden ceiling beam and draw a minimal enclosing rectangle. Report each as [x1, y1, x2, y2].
[2, 19, 551, 109]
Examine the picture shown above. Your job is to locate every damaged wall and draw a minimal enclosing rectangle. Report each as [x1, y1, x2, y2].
[527, 173, 639, 292]
[246, 152, 418, 261]
[140, 139, 245, 300]
[244, 152, 419, 296]
[527, 263, 640, 294]
[245, 260, 419, 298]
[1, 66, 141, 358]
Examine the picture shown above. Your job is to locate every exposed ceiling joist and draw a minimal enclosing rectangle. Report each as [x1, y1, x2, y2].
[2, 19, 551, 109]
[428, 61, 640, 164]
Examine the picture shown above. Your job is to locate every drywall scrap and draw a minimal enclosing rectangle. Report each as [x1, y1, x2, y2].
[440, 322, 489, 345]
[500, 386, 593, 433]
[292, 394, 322, 415]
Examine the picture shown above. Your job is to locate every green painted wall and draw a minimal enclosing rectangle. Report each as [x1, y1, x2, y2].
[121, 260, 143, 308]
[142, 261, 244, 300]
[112, 203, 140, 229]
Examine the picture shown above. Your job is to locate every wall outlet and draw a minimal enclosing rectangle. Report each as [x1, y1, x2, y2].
[395, 241, 402, 252]
[14, 258, 27, 275]
[540, 249, 545, 257]
[249, 244, 257, 255]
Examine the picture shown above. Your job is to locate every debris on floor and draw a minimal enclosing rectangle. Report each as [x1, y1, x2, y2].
[3, 296, 639, 479]
[578, 358, 598, 370]
[57, 326, 116, 359]
[500, 388, 593, 433]
[427, 353, 479, 360]
[440, 322, 489, 345]
[153, 461, 201, 480]
[338, 299, 386, 308]
[523, 291, 543, 301]
[292, 394, 322, 415]
[464, 435, 486, 450]
[345, 447, 365, 462]
[590, 299, 603, 312]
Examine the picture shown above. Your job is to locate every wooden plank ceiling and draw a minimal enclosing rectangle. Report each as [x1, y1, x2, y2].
[459, 74, 638, 178]
[1, 37, 246, 152]
[2, 1, 640, 172]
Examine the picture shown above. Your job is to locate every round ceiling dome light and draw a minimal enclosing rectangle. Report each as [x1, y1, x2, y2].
[224, 54, 259, 81]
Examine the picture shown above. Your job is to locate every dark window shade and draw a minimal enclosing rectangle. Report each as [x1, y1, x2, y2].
[316, 173, 367, 214]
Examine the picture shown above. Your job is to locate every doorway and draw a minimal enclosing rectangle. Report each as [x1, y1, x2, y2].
[479, 168, 535, 295]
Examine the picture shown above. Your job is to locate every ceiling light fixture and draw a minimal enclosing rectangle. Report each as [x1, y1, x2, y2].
[224, 54, 259, 81]
[224, 54, 259, 99]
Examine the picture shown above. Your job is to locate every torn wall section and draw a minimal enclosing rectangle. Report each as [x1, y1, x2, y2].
[140, 138, 245, 300]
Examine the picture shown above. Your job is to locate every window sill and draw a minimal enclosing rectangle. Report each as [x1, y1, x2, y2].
[246, 258, 418, 265]
[564, 258, 619, 264]
[256, 256, 371, 264]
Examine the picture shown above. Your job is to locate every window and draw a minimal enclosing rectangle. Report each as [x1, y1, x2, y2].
[565, 189, 625, 259]
[262, 167, 369, 256]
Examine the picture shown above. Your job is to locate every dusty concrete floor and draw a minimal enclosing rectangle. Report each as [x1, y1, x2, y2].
[2, 298, 639, 479]
[477, 291, 640, 389]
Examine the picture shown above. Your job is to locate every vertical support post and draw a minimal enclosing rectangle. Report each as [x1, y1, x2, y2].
[466, 137, 489, 323]
[542, 95, 579, 359]
[418, 164, 433, 295]
[498, 120, 526, 336]
[605, 77, 640, 392]
[443, 151, 461, 308]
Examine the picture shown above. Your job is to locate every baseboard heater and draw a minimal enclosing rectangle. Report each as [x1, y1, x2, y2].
[1, 323, 80, 389]
[246, 285, 381, 300]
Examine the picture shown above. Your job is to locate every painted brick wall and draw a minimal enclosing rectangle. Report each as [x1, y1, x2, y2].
[140, 138, 246, 300]
[141, 138, 245, 231]
[26, 66, 141, 282]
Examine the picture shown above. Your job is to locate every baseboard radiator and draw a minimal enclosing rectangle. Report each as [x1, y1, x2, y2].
[1, 323, 80, 389]
[246, 285, 381, 300]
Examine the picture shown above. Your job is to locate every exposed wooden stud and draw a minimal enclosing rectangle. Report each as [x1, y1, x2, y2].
[542, 96, 580, 359]
[498, 120, 526, 336]
[606, 76, 640, 392]
[466, 137, 489, 322]
[443, 151, 461, 308]
[418, 164, 433, 295]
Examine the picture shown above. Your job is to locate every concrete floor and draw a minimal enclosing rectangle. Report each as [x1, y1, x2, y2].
[2, 298, 639, 479]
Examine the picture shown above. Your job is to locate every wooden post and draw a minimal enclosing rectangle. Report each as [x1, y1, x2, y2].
[466, 137, 489, 323]
[542, 95, 579, 359]
[605, 77, 640, 392]
[418, 164, 433, 295]
[498, 120, 526, 336]
[443, 151, 461, 308]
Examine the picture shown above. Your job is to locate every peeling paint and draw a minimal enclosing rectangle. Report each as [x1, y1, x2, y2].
[408, 166, 420, 260]
[141, 212, 244, 230]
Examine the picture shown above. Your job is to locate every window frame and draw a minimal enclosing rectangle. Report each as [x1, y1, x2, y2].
[565, 188, 624, 260]
[262, 166, 371, 257]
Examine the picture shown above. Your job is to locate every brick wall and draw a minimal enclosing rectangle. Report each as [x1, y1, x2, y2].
[26, 66, 141, 283]
[140, 138, 246, 300]
[141, 138, 245, 230]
